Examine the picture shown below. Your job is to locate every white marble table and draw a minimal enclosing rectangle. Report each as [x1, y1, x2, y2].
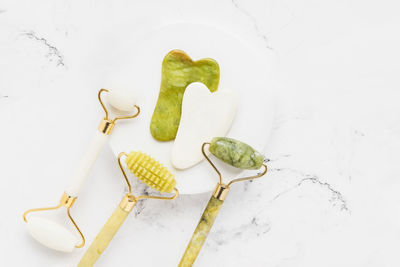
[1, 0, 399, 266]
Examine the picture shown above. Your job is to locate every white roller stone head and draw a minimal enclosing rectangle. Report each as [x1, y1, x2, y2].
[104, 72, 137, 112]
[26, 216, 79, 252]
[107, 88, 137, 112]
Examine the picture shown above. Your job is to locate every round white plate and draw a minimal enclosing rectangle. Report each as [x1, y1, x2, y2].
[107, 23, 275, 194]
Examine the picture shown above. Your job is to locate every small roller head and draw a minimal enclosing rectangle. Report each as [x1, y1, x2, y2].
[209, 137, 265, 170]
[125, 151, 176, 193]
[107, 88, 137, 112]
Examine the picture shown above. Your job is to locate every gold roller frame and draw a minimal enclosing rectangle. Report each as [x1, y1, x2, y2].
[78, 152, 178, 267]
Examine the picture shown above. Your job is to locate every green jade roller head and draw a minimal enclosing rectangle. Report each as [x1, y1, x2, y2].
[209, 137, 265, 170]
[178, 137, 267, 267]
[207, 137, 267, 199]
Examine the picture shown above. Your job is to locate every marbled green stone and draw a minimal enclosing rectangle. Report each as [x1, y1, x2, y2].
[150, 50, 220, 141]
[209, 137, 264, 170]
[178, 196, 223, 267]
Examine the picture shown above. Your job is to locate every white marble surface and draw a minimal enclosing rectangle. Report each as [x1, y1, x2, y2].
[1, 0, 400, 266]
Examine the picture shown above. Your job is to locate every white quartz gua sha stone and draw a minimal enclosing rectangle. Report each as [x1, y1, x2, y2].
[25, 87, 138, 252]
[171, 82, 238, 170]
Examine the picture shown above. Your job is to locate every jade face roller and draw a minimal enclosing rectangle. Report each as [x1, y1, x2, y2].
[178, 137, 268, 267]
[23, 89, 140, 252]
[78, 151, 178, 266]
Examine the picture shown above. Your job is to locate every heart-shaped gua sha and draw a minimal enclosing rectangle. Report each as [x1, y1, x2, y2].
[171, 82, 237, 170]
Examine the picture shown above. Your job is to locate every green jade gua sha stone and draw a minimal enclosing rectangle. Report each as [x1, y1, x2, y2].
[150, 50, 220, 141]
[209, 137, 265, 169]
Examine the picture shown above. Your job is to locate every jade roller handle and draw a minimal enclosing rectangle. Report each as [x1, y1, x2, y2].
[66, 89, 139, 197]
[179, 138, 267, 266]
[78, 195, 135, 267]
[66, 130, 109, 197]
[178, 186, 226, 267]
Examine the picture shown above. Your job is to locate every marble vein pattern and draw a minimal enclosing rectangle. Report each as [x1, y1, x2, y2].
[230, 0, 273, 50]
[23, 31, 66, 67]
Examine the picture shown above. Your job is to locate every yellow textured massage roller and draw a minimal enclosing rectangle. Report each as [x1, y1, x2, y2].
[178, 137, 268, 267]
[78, 151, 179, 266]
[23, 89, 140, 252]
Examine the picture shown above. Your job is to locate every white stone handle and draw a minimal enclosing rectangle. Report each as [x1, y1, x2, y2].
[66, 130, 109, 197]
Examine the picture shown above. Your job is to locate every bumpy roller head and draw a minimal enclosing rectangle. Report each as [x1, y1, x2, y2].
[125, 151, 176, 193]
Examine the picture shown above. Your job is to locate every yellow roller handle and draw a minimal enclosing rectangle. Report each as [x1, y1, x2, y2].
[178, 196, 224, 267]
[78, 205, 130, 267]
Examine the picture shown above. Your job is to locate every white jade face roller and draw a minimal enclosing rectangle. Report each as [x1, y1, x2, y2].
[23, 89, 140, 252]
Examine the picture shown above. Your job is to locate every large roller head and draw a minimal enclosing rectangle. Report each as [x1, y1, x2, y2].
[23, 193, 84, 252]
[26, 217, 79, 252]
[125, 151, 176, 193]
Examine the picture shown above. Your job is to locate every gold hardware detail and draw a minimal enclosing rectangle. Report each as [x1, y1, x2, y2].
[98, 119, 115, 135]
[213, 184, 230, 201]
[97, 89, 140, 135]
[119, 194, 137, 212]
[60, 192, 77, 208]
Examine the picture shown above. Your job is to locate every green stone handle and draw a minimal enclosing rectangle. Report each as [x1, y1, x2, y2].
[77, 205, 129, 267]
[178, 196, 224, 267]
